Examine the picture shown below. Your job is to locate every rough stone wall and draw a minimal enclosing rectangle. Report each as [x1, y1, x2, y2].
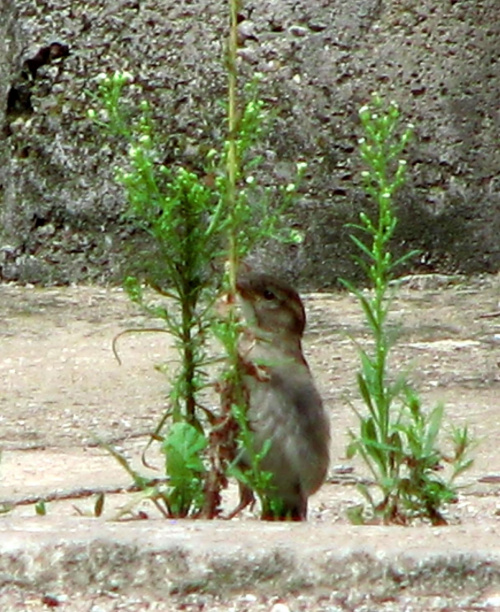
[0, 0, 499, 286]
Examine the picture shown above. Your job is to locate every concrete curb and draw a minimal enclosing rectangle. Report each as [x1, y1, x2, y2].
[1, 518, 500, 600]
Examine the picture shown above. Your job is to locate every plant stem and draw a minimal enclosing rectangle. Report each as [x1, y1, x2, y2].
[177, 184, 202, 427]
[180, 295, 196, 425]
[226, 0, 239, 293]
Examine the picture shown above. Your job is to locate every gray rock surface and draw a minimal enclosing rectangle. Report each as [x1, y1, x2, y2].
[0, 0, 499, 286]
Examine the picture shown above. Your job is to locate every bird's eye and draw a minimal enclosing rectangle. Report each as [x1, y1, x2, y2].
[262, 289, 275, 300]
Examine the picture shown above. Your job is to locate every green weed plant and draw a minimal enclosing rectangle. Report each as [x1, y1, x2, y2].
[87, 28, 305, 517]
[344, 95, 474, 525]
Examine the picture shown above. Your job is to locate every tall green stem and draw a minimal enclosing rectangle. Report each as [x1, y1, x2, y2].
[180, 295, 196, 425]
[176, 185, 201, 427]
[226, 0, 239, 293]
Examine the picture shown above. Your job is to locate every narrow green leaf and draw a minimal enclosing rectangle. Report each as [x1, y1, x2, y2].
[356, 482, 375, 506]
[349, 234, 376, 261]
[392, 249, 420, 269]
[425, 403, 444, 454]
[346, 440, 359, 459]
[95, 492, 105, 517]
[358, 294, 379, 332]
[346, 504, 366, 525]
[357, 372, 375, 415]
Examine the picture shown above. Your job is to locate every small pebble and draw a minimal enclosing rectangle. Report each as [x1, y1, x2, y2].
[484, 594, 500, 607]
[289, 25, 308, 37]
[271, 604, 291, 612]
[41, 594, 67, 607]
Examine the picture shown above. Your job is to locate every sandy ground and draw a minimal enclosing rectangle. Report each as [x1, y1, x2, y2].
[1, 274, 500, 610]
